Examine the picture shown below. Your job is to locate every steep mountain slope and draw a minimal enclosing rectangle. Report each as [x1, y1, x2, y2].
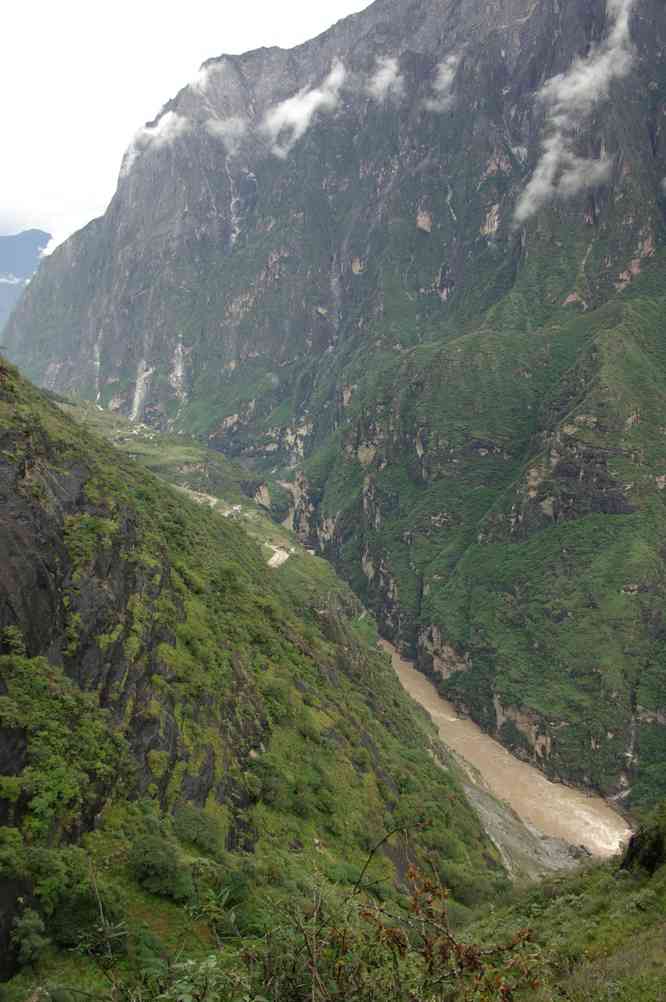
[0, 230, 50, 332]
[5, 0, 666, 803]
[59, 396, 620, 874]
[0, 357, 506, 982]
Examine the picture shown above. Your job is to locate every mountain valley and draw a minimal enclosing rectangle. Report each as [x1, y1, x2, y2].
[2, 0, 666, 997]
[7, 0, 666, 806]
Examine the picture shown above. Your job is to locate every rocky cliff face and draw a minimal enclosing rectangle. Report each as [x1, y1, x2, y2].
[8, 0, 664, 425]
[5, 0, 666, 804]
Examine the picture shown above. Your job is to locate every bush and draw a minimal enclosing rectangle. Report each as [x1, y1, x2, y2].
[173, 804, 226, 859]
[128, 834, 193, 903]
[45, 989, 79, 1002]
[130, 922, 166, 969]
[11, 908, 50, 966]
[621, 804, 666, 875]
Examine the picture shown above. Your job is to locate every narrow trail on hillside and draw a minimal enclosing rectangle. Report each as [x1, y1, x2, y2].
[381, 640, 632, 858]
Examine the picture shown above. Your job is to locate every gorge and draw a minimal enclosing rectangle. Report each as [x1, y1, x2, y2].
[2, 0, 666, 996]
[7, 0, 666, 810]
[382, 639, 631, 858]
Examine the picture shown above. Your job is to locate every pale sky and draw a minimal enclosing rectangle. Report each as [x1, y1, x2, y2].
[1, 0, 371, 248]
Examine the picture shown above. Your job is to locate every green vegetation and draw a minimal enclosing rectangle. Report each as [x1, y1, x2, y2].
[2, 354, 663, 1002]
[466, 805, 666, 1001]
[0, 357, 507, 995]
[269, 256, 666, 810]
[2, 799, 665, 1000]
[57, 399, 292, 523]
[5, 0, 666, 822]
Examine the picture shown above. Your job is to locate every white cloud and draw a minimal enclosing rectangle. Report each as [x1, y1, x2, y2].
[120, 111, 192, 178]
[190, 62, 217, 95]
[145, 111, 192, 148]
[205, 116, 248, 154]
[0, 274, 25, 286]
[515, 0, 636, 224]
[262, 61, 347, 158]
[424, 55, 459, 112]
[39, 238, 59, 258]
[367, 57, 404, 101]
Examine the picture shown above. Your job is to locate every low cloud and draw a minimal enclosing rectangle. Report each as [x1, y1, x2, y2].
[39, 236, 60, 258]
[144, 111, 191, 147]
[515, 0, 636, 224]
[367, 57, 404, 101]
[424, 55, 459, 112]
[206, 116, 248, 155]
[190, 60, 232, 99]
[190, 62, 217, 95]
[262, 61, 346, 158]
[120, 111, 191, 177]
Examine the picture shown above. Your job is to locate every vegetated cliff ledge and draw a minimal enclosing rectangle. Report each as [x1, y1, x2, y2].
[0, 357, 508, 979]
[5, 0, 666, 810]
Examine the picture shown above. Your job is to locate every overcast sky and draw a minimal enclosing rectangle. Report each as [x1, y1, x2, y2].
[1, 0, 371, 248]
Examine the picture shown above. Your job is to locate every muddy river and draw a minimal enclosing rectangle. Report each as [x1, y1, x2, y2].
[381, 640, 632, 858]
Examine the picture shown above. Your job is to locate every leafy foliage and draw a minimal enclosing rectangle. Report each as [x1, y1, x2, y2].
[0, 652, 128, 840]
[10, 910, 49, 967]
[128, 834, 194, 903]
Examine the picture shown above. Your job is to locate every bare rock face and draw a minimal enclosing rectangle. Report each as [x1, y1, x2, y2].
[6, 0, 666, 806]
[6, 0, 665, 432]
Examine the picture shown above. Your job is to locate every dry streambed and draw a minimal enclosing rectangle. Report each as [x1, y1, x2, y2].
[380, 641, 632, 869]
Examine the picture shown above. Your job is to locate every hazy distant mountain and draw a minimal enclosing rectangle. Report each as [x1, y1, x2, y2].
[0, 229, 51, 333]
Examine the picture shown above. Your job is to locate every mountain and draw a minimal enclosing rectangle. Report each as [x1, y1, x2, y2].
[5, 0, 666, 807]
[0, 356, 508, 981]
[0, 230, 51, 333]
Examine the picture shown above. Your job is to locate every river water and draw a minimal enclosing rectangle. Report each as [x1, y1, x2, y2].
[381, 640, 632, 858]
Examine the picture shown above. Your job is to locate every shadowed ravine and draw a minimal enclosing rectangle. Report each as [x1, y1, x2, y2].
[380, 640, 632, 859]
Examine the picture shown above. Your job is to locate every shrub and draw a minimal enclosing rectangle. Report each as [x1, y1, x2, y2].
[249, 755, 289, 807]
[50, 880, 127, 951]
[128, 834, 193, 903]
[173, 804, 226, 858]
[11, 908, 50, 966]
[621, 804, 666, 875]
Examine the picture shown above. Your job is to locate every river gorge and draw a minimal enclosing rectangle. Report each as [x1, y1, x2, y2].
[381, 641, 632, 865]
